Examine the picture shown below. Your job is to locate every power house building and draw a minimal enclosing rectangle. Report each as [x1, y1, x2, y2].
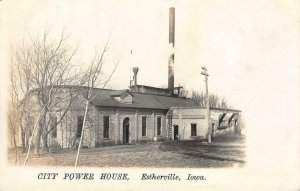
[11, 7, 242, 149]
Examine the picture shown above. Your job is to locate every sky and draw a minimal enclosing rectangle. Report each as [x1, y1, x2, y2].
[1, 0, 300, 122]
[1, 0, 299, 119]
[1, 0, 255, 109]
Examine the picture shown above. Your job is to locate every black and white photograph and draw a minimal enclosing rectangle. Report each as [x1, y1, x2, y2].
[0, 0, 299, 190]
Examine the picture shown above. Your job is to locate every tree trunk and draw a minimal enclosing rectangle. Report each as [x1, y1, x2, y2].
[20, 126, 26, 152]
[13, 135, 19, 164]
[35, 117, 44, 155]
[35, 127, 41, 155]
[42, 129, 49, 152]
[25, 133, 29, 150]
[41, 106, 49, 153]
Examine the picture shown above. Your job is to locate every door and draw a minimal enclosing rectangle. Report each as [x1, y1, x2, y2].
[212, 123, 215, 137]
[123, 118, 130, 144]
[234, 119, 238, 134]
[173, 125, 178, 140]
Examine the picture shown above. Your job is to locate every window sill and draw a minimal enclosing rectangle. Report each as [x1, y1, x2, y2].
[103, 138, 111, 140]
[142, 136, 148, 138]
[190, 136, 198, 138]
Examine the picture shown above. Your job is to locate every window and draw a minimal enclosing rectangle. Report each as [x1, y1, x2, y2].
[157, 117, 162, 136]
[142, 116, 147, 136]
[191, 123, 197, 136]
[77, 116, 84, 138]
[103, 116, 109, 138]
[50, 116, 57, 138]
[111, 90, 133, 104]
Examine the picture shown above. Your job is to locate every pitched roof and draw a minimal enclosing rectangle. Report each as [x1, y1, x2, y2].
[80, 87, 197, 110]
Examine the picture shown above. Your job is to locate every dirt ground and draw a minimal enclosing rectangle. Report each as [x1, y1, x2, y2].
[8, 134, 245, 168]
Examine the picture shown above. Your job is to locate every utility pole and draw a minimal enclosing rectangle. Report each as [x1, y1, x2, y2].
[201, 66, 211, 143]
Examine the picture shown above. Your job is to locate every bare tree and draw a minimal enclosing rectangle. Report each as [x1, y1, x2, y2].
[7, 101, 20, 164]
[8, 63, 19, 160]
[9, 41, 34, 153]
[190, 90, 232, 109]
[74, 36, 119, 167]
[30, 30, 80, 154]
[218, 97, 228, 109]
[10, 28, 90, 160]
[178, 86, 189, 98]
[191, 90, 206, 107]
[209, 94, 219, 108]
[10, 27, 119, 166]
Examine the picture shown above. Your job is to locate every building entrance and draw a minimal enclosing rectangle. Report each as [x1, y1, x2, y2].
[123, 118, 130, 144]
[173, 125, 178, 140]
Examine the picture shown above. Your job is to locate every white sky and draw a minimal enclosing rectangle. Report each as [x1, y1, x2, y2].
[1, 0, 253, 108]
[1, 0, 299, 111]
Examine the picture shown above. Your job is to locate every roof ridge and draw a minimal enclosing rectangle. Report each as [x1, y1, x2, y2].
[152, 95, 170, 108]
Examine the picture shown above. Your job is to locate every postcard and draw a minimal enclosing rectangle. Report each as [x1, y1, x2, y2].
[0, 0, 299, 190]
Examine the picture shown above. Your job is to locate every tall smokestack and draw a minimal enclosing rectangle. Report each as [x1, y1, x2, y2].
[168, 7, 175, 92]
[169, 7, 175, 47]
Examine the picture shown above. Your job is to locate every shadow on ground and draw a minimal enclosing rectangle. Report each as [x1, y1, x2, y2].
[160, 134, 246, 164]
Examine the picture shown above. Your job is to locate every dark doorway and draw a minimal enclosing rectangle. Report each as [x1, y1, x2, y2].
[123, 118, 130, 144]
[77, 116, 84, 138]
[173, 125, 178, 140]
[234, 119, 238, 134]
[212, 123, 215, 137]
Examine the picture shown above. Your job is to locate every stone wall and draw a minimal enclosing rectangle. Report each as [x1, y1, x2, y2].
[47, 100, 168, 148]
[52, 106, 242, 148]
[51, 95, 99, 149]
[96, 108, 167, 146]
[20, 89, 241, 149]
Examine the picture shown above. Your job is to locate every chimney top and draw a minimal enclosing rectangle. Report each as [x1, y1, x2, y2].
[132, 67, 139, 75]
